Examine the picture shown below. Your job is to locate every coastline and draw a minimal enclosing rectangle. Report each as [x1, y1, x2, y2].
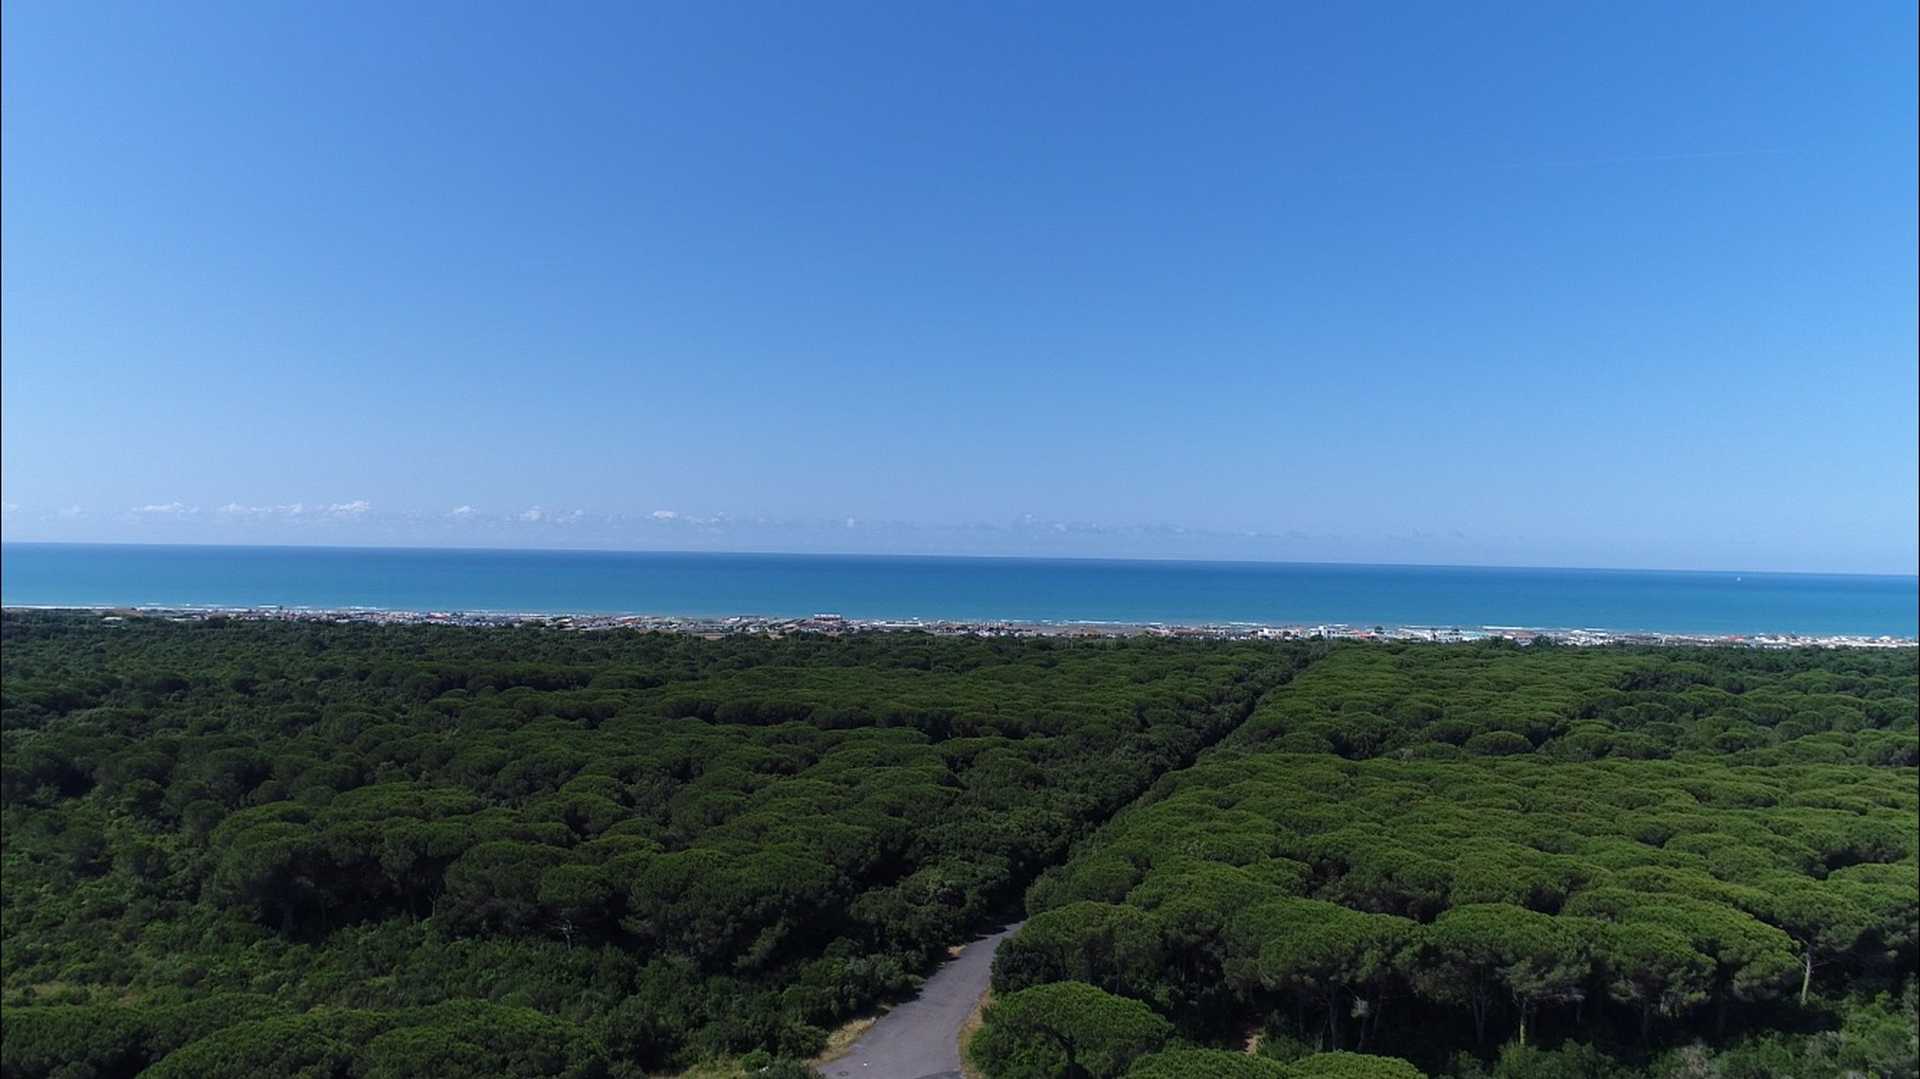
[7, 604, 1913, 650]
[6, 544, 1913, 640]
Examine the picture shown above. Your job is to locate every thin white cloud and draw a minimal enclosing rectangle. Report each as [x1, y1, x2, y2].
[647, 508, 731, 527]
[519, 507, 547, 522]
[1, 502, 17, 514]
[217, 501, 367, 519]
[57, 505, 85, 518]
[132, 501, 197, 515]
[449, 505, 475, 517]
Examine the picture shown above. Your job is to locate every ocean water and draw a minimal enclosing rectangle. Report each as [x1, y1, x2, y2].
[1, 543, 1914, 637]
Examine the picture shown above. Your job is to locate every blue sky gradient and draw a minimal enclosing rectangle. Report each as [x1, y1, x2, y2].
[3, 2, 1915, 572]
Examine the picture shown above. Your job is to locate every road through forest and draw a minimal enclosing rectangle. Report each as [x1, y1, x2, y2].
[820, 920, 1025, 1079]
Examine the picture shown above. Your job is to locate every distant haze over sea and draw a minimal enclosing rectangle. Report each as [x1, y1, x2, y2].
[2, 544, 1914, 638]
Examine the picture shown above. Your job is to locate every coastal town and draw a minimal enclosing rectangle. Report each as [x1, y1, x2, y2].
[48, 604, 1918, 650]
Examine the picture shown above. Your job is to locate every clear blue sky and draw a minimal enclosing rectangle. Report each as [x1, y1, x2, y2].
[3, 2, 1915, 573]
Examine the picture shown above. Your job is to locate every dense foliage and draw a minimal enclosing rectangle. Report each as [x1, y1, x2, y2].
[6, 617, 1914, 1077]
[1, 612, 1308, 1076]
[988, 643, 1919, 1078]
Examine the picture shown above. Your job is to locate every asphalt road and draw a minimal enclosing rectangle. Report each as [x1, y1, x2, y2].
[822, 920, 1025, 1079]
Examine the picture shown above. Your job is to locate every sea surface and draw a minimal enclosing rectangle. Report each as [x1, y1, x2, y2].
[1, 543, 1914, 637]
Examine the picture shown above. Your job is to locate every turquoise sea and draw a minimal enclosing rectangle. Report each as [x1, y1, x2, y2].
[0, 543, 1914, 637]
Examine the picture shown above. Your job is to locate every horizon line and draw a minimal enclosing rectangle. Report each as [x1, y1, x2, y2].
[3, 538, 1915, 581]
